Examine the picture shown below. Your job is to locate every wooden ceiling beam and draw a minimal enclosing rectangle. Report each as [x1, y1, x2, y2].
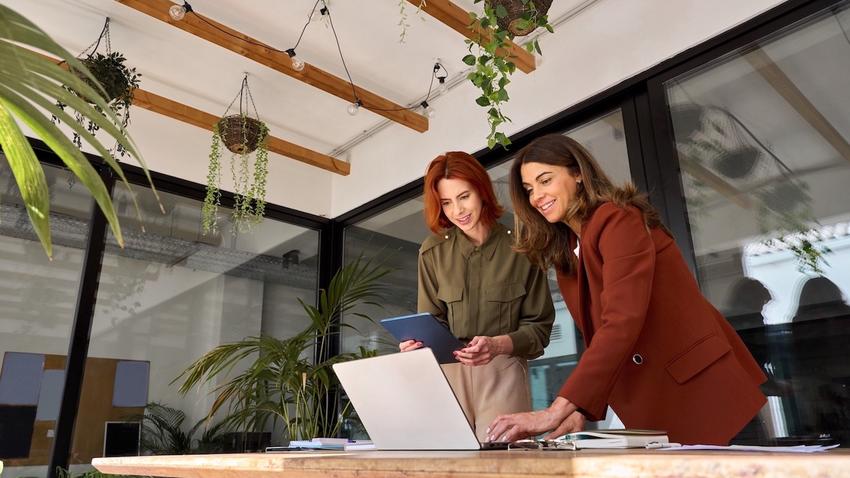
[117, 0, 428, 133]
[132, 90, 350, 175]
[44, 54, 349, 175]
[745, 48, 850, 164]
[411, 0, 536, 74]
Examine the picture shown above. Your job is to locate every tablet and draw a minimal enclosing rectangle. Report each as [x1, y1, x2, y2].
[380, 313, 466, 364]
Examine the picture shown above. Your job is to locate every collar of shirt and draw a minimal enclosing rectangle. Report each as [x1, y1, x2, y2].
[452, 222, 507, 260]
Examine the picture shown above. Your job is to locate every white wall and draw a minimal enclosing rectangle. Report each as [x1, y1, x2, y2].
[331, 0, 786, 216]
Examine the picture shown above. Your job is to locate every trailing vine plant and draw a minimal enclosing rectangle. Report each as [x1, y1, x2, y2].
[53, 18, 141, 159]
[464, 0, 552, 148]
[202, 75, 270, 235]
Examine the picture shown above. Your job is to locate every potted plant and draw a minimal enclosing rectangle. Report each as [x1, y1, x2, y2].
[136, 402, 228, 454]
[0, 5, 161, 259]
[202, 76, 270, 235]
[464, 0, 553, 148]
[55, 18, 141, 157]
[174, 256, 389, 443]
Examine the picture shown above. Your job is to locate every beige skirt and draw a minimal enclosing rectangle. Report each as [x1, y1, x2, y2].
[441, 354, 531, 442]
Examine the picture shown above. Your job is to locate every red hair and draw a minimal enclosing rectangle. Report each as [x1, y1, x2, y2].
[423, 151, 504, 235]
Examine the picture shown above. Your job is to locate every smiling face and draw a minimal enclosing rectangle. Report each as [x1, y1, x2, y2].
[437, 177, 484, 235]
[520, 161, 582, 224]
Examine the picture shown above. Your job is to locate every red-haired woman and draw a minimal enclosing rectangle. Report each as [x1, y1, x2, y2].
[486, 134, 766, 445]
[400, 151, 555, 441]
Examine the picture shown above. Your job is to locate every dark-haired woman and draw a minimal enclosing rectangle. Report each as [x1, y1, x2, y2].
[487, 134, 766, 445]
[400, 151, 555, 441]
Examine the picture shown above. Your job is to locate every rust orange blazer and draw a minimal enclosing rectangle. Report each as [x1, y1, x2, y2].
[557, 202, 766, 445]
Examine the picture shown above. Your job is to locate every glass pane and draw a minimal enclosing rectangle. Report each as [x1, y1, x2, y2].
[665, 1, 850, 445]
[71, 183, 319, 463]
[341, 109, 631, 430]
[0, 159, 92, 478]
[488, 110, 631, 421]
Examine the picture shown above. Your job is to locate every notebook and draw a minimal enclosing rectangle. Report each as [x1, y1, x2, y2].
[332, 348, 506, 450]
[562, 429, 669, 449]
[380, 312, 466, 364]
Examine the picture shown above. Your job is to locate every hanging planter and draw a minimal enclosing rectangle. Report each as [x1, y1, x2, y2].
[217, 115, 265, 154]
[489, 0, 553, 36]
[714, 145, 761, 179]
[202, 75, 270, 235]
[54, 17, 140, 156]
[464, 0, 554, 148]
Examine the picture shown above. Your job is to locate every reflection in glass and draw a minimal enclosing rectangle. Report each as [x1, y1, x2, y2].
[0, 160, 92, 478]
[665, 1, 850, 445]
[72, 183, 319, 463]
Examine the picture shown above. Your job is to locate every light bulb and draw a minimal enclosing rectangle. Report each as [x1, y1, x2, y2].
[291, 56, 305, 72]
[168, 4, 186, 21]
[436, 78, 448, 96]
[347, 102, 360, 116]
[420, 101, 435, 119]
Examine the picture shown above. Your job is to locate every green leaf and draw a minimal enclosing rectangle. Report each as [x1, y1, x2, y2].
[0, 101, 51, 257]
[475, 96, 490, 107]
[534, 40, 543, 55]
[495, 88, 509, 102]
[462, 54, 476, 66]
[495, 5, 508, 18]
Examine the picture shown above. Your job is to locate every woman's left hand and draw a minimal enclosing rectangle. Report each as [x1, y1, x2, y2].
[453, 335, 512, 366]
[486, 396, 578, 442]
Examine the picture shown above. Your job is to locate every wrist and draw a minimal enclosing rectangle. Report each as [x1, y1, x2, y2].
[494, 335, 513, 356]
[549, 396, 575, 419]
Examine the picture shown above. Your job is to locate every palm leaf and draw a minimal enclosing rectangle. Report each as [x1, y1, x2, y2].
[0, 4, 162, 257]
[0, 100, 50, 255]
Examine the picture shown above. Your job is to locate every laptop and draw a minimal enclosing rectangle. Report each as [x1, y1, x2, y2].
[332, 348, 507, 450]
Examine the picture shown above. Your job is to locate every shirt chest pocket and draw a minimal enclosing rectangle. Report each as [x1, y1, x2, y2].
[483, 282, 527, 335]
[437, 286, 464, 333]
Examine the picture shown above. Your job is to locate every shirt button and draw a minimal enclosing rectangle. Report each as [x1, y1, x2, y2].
[507, 229, 512, 235]
[444, 234, 449, 239]
[632, 353, 644, 365]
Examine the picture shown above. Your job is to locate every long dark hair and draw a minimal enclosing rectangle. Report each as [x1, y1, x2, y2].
[509, 134, 669, 275]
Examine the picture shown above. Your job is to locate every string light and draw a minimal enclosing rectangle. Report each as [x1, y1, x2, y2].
[420, 100, 435, 119]
[285, 48, 305, 72]
[168, 1, 191, 21]
[165, 0, 446, 119]
[347, 100, 361, 116]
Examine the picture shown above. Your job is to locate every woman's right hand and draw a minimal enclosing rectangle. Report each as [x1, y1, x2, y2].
[399, 340, 424, 352]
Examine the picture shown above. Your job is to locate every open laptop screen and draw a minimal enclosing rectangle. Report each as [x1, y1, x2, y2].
[333, 348, 482, 450]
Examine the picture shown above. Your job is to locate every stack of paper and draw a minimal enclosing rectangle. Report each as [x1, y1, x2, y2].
[283, 438, 374, 451]
[560, 429, 669, 449]
[658, 444, 839, 453]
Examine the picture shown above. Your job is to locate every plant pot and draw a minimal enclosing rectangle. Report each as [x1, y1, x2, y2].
[669, 103, 705, 141]
[216, 115, 264, 154]
[488, 0, 553, 36]
[714, 145, 761, 179]
[759, 181, 807, 212]
[73, 53, 135, 104]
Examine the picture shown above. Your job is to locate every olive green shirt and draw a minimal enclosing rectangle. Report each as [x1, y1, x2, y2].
[417, 223, 555, 359]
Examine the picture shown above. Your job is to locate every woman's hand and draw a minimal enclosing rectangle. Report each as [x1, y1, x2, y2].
[453, 335, 513, 366]
[486, 396, 579, 442]
[399, 340, 423, 352]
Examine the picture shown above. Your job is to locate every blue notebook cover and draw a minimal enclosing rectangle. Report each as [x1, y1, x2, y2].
[380, 313, 466, 364]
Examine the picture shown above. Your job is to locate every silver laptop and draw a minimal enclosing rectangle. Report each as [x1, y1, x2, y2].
[333, 348, 500, 450]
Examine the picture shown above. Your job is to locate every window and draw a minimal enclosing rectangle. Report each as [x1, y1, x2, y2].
[665, 1, 850, 444]
[73, 182, 320, 461]
[0, 160, 92, 478]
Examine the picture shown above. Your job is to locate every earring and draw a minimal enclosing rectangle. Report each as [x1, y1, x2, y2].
[576, 179, 582, 184]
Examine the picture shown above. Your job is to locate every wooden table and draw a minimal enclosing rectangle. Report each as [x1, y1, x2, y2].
[93, 449, 850, 478]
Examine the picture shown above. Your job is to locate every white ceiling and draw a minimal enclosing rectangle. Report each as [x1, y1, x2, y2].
[6, 0, 586, 155]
